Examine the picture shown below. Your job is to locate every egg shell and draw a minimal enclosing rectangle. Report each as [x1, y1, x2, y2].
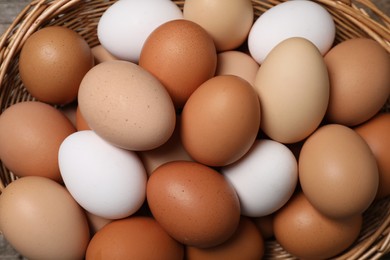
[18, 26, 94, 105]
[139, 19, 217, 109]
[0, 176, 90, 260]
[215, 50, 260, 87]
[252, 214, 275, 240]
[75, 105, 91, 131]
[137, 116, 193, 176]
[183, 0, 253, 51]
[248, 0, 335, 64]
[221, 139, 298, 217]
[78, 60, 176, 151]
[97, 0, 183, 62]
[146, 161, 241, 248]
[58, 130, 147, 219]
[0, 101, 76, 182]
[324, 38, 390, 126]
[86, 216, 184, 260]
[186, 217, 264, 260]
[91, 45, 118, 64]
[273, 192, 362, 259]
[299, 124, 379, 219]
[354, 113, 390, 199]
[181, 75, 260, 167]
[254, 37, 329, 144]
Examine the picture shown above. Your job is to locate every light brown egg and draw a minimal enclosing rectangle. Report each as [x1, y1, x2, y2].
[299, 124, 379, 219]
[137, 116, 193, 176]
[78, 60, 176, 151]
[273, 192, 362, 259]
[0, 101, 76, 182]
[354, 113, 390, 199]
[183, 0, 253, 51]
[254, 37, 329, 144]
[324, 38, 390, 126]
[18, 26, 94, 105]
[215, 50, 259, 87]
[146, 161, 241, 248]
[91, 44, 118, 64]
[186, 217, 264, 260]
[139, 19, 217, 109]
[181, 75, 260, 167]
[0, 176, 90, 260]
[86, 216, 184, 260]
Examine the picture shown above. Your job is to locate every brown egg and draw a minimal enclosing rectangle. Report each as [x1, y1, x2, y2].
[273, 192, 362, 259]
[85, 216, 184, 260]
[19, 26, 94, 105]
[324, 38, 390, 126]
[138, 116, 193, 176]
[215, 50, 260, 87]
[139, 19, 217, 108]
[181, 75, 260, 167]
[0, 101, 76, 182]
[78, 60, 176, 151]
[252, 214, 274, 240]
[0, 176, 90, 260]
[146, 161, 241, 248]
[354, 113, 390, 199]
[299, 124, 378, 219]
[76, 105, 91, 131]
[186, 217, 264, 260]
[183, 0, 254, 51]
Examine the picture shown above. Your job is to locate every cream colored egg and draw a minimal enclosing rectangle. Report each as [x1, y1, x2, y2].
[254, 37, 329, 143]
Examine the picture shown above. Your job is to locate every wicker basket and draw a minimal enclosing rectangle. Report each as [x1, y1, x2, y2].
[0, 0, 389, 259]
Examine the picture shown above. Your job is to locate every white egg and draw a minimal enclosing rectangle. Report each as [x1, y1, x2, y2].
[58, 130, 147, 219]
[248, 0, 335, 64]
[97, 0, 183, 62]
[221, 139, 298, 217]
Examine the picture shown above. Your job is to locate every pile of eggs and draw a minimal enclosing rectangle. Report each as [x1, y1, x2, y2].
[0, 0, 389, 259]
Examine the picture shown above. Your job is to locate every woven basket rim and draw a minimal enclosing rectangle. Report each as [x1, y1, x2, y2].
[0, 0, 389, 259]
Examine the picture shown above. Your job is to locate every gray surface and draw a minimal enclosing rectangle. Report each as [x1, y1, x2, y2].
[0, 0, 390, 259]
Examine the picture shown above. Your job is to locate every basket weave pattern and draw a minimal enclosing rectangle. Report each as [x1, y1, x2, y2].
[0, 0, 389, 259]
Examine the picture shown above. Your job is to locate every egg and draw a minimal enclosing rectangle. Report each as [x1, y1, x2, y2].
[91, 45, 118, 64]
[215, 50, 260, 87]
[86, 216, 184, 260]
[221, 139, 298, 217]
[186, 217, 264, 260]
[183, 0, 253, 51]
[18, 26, 94, 105]
[181, 75, 260, 167]
[137, 116, 193, 176]
[139, 19, 217, 109]
[97, 0, 183, 62]
[58, 130, 147, 219]
[0, 101, 76, 182]
[248, 0, 335, 64]
[273, 192, 362, 259]
[146, 161, 241, 248]
[324, 38, 390, 126]
[75, 106, 91, 131]
[252, 214, 275, 240]
[299, 124, 379, 219]
[354, 113, 390, 199]
[78, 60, 176, 151]
[0, 176, 90, 260]
[254, 37, 329, 144]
